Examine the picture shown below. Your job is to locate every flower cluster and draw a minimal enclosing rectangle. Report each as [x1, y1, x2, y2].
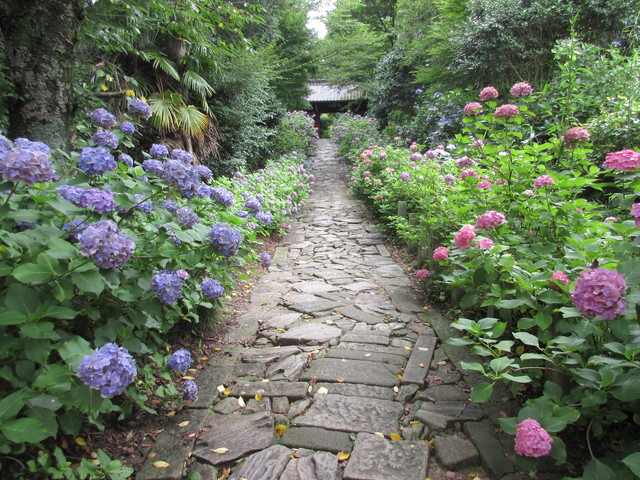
[128, 98, 152, 119]
[151, 272, 184, 305]
[77, 343, 137, 398]
[78, 220, 135, 269]
[510, 82, 533, 97]
[78, 147, 117, 176]
[150, 144, 169, 158]
[119, 153, 133, 167]
[603, 149, 640, 171]
[158, 160, 202, 199]
[463, 102, 484, 115]
[183, 380, 198, 401]
[479, 86, 499, 101]
[255, 211, 273, 224]
[0, 144, 58, 185]
[533, 175, 554, 189]
[259, 252, 272, 269]
[201, 278, 224, 300]
[209, 223, 242, 257]
[167, 349, 192, 372]
[494, 104, 520, 119]
[244, 196, 262, 213]
[78, 188, 117, 214]
[176, 207, 200, 228]
[433, 246, 450, 261]
[415, 269, 430, 279]
[514, 419, 553, 457]
[171, 149, 193, 164]
[477, 181, 492, 190]
[92, 130, 119, 149]
[564, 127, 590, 143]
[571, 268, 627, 319]
[456, 156, 475, 168]
[90, 108, 117, 128]
[211, 186, 235, 208]
[460, 169, 479, 180]
[454, 225, 476, 249]
[631, 204, 640, 227]
[477, 238, 494, 249]
[476, 211, 506, 229]
[549, 271, 570, 290]
[120, 122, 135, 135]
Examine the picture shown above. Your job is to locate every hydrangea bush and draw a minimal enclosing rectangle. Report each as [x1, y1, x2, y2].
[273, 110, 318, 157]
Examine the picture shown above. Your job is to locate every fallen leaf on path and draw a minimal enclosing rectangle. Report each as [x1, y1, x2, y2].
[418, 347, 429, 351]
[178, 421, 189, 428]
[211, 448, 229, 454]
[373, 432, 385, 438]
[275, 425, 287, 437]
[317, 386, 329, 395]
[404, 346, 413, 351]
[419, 363, 425, 368]
[153, 461, 170, 468]
[396, 374, 403, 381]
[147, 452, 157, 458]
[255, 392, 263, 401]
[238, 397, 246, 407]
[389, 433, 403, 441]
[75, 437, 86, 446]
[336, 377, 345, 383]
[336, 451, 350, 461]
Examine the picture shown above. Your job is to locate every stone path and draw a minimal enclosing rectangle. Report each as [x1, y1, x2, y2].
[138, 140, 520, 480]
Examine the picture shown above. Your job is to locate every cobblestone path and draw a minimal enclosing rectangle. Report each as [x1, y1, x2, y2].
[138, 140, 518, 480]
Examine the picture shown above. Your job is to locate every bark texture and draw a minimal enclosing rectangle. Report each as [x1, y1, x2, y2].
[1, 0, 85, 151]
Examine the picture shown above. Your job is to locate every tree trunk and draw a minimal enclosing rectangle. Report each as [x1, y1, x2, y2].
[1, 0, 85, 151]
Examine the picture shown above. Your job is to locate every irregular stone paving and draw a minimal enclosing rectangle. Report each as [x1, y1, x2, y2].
[137, 140, 520, 480]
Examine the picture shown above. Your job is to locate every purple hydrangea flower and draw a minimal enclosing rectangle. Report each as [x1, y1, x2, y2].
[79, 188, 117, 213]
[143, 159, 164, 175]
[196, 184, 212, 197]
[244, 196, 262, 213]
[132, 194, 152, 214]
[234, 210, 249, 218]
[176, 207, 200, 228]
[400, 172, 411, 181]
[78, 147, 116, 176]
[255, 211, 273, 224]
[128, 98, 152, 119]
[571, 268, 627, 319]
[14, 138, 51, 155]
[159, 160, 201, 199]
[160, 269, 190, 280]
[58, 185, 84, 203]
[118, 153, 133, 167]
[120, 122, 135, 135]
[209, 223, 242, 257]
[211, 187, 234, 208]
[171, 149, 193, 164]
[78, 220, 135, 269]
[167, 349, 192, 372]
[0, 134, 11, 159]
[196, 165, 212, 181]
[90, 108, 117, 128]
[92, 129, 119, 149]
[150, 143, 169, 158]
[259, 252, 271, 269]
[162, 200, 179, 212]
[255, 194, 264, 203]
[61, 219, 89, 242]
[0, 146, 57, 184]
[201, 278, 224, 300]
[151, 272, 183, 305]
[183, 380, 198, 401]
[77, 343, 137, 398]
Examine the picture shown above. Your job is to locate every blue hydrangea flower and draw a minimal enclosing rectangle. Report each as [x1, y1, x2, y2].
[77, 343, 137, 398]
[150, 143, 169, 158]
[171, 149, 193, 164]
[167, 349, 192, 372]
[90, 108, 117, 128]
[78, 220, 135, 269]
[79, 188, 117, 213]
[142, 159, 164, 175]
[118, 153, 133, 167]
[209, 223, 242, 257]
[78, 147, 116, 176]
[128, 98, 152, 119]
[92, 129, 119, 149]
[0, 146, 57, 184]
[120, 122, 135, 135]
[133, 194, 153, 214]
[159, 160, 201, 199]
[151, 272, 183, 305]
[255, 211, 272, 225]
[196, 165, 212, 181]
[196, 184, 212, 197]
[183, 380, 198, 401]
[255, 193, 264, 203]
[254, 176, 264, 183]
[176, 207, 200, 228]
[14, 138, 51, 155]
[162, 200, 179, 213]
[211, 187, 234, 208]
[62, 219, 89, 242]
[244, 196, 261, 213]
[259, 252, 272, 269]
[201, 278, 224, 299]
[0, 134, 12, 160]
[234, 210, 249, 218]
[58, 185, 84, 203]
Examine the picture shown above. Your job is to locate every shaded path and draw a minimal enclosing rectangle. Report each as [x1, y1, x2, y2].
[138, 140, 518, 480]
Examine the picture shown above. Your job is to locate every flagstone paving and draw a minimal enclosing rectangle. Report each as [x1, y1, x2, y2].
[137, 140, 520, 480]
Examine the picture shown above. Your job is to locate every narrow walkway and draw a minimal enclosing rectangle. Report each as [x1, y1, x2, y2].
[138, 140, 517, 480]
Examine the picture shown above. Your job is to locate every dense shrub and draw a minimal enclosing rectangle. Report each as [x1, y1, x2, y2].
[273, 110, 318, 157]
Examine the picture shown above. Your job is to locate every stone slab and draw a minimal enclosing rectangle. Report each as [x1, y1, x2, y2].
[402, 335, 437, 387]
[435, 435, 480, 470]
[284, 297, 345, 314]
[314, 269, 353, 280]
[292, 394, 402, 434]
[231, 381, 309, 399]
[290, 281, 339, 294]
[300, 358, 400, 387]
[279, 426, 354, 453]
[311, 382, 395, 401]
[386, 287, 424, 313]
[234, 444, 293, 480]
[343, 281, 382, 292]
[337, 342, 411, 358]
[373, 264, 405, 278]
[266, 353, 308, 381]
[343, 433, 429, 480]
[419, 401, 484, 422]
[241, 346, 301, 364]
[423, 384, 470, 402]
[280, 451, 340, 480]
[340, 332, 390, 345]
[336, 305, 385, 324]
[192, 412, 274, 465]
[188, 365, 232, 409]
[261, 312, 303, 330]
[277, 323, 342, 345]
[464, 420, 515, 478]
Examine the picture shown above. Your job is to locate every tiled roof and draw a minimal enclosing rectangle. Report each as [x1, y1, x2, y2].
[307, 80, 363, 103]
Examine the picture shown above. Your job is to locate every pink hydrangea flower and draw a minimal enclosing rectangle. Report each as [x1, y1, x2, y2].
[456, 156, 475, 168]
[571, 268, 627, 319]
[460, 169, 479, 180]
[410, 153, 423, 162]
[433, 246, 450, 261]
[400, 172, 410, 181]
[477, 238, 494, 249]
[363, 158, 373, 164]
[425, 150, 437, 159]
[533, 175, 554, 189]
[523, 189, 534, 196]
[415, 269, 430, 279]
[477, 181, 492, 190]
[443, 174, 456, 185]
[510, 81, 533, 97]
[494, 179, 507, 185]
[363, 171, 371, 176]
[476, 210, 506, 229]
[379, 152, 388, 158]
[479, 86, 499, 101]
[604, 217, 618, 222]
[604, 149, 640, 171]
[385, 167, 395, 172]
[360, 149, 373, 159]
[364, 177, 371, 182]
[375, 195, 383, 201]
[473, 139, 485, 148]
[464, 102, 484, 115]
[410, 143, 418, 151]
[631, 204, 640, 227]
[494, 104, 520, 118]
[549, 271, 570, 291]
[515, 419, 553, 457]
[454, 225, 476, 249]
[564, 127, 590, 143]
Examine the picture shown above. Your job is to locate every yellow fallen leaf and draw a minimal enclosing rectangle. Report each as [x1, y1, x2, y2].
[166, 411, 175, 417]
[396, 374, 403, 381]
[260, 302, 268, 306]
[211, 448, 229, 454]
[178, 421, 189, 428]
[153, 461, 170, 468]
[310, 349, 320, 354]
[238, 397, 246, 407]
[423, 322, 431, 326]
[255, 392, 263, 401]
[317, 386, 329, 395]
[308, 385, 313, 393]
[214, 348, 222, 352]
[336, 377, 345, 383]
[364, 353, 371, 357]
[419, 363, 425, 368]
[404, 346, 413, 351]
[275, 425, 287, 437]
[277, 328, 285, 332]
[201, 356, 209, 361]
[373, 432, 385, 438]
[336, 451, 351, 461]
[75, 437, 86, 446]
[410, 420, 421, 425]
[182, 376, 195, 380]
[389, 433, 403, 441]
[262, 378, 270, 382]
[147, 452, 157, 458]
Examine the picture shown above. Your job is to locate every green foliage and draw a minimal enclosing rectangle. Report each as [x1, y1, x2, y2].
[273, 111, 319, 157]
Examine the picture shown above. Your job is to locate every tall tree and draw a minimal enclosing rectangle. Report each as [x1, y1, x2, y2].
[1, 0, 85, 150]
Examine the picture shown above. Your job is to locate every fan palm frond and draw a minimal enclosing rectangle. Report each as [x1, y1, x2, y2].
[177, 105, 209, 136]
[147, 91, 182, 132]
[181, 70, 215, 97]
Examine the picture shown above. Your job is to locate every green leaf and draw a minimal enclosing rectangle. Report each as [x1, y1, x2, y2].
[489, 357, 513, 373]
[72, 270, 105, 296]
[538, 290, 567, 304]
[495, 299, 527, 309]
[57, 336, 94, 369]
[0, 391, 26, 421]
[12, 258, 57, 284]
[460, 292, 478, 309]
[33, 365, 73, 390]
[584, 459, 616, 480]
[27, 394, 63, 411]
[470, 382, 494, 402]
[43, 306, 78, 320]
[3, 284, 43, 324]
[0, 417, 51, 443]
[46, 237, 78, 259]
[622, 452, 640, 477]
[513, 332, 540, 347]
[460, 362, 485, 373]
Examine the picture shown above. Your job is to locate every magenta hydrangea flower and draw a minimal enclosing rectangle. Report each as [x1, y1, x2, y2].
[433, 246, 450, 261]
[415, 269, 430, 280]
[494, 104, 520, 118]
[460, 169, 479, 180]
[477, 238, 494, 249]
[443, 174, 456, 185]
[400, 172, 411, 181]
[476, 210, 505, 229]
[479, 86, 499, 101]
[510, 82, 533, 97]
[515, 419, 553, 457]
[549, 271, 570, 291]
[533, 175, 554, 189]
[454, 225, 476, 249]
[564, 127, 590, 143]
[456, 156, 475, 168]
[477, 181, 492, 190]
[603, 149, 640, 171]
[571, 268, 627, 319]
[463, 102, 484, 115]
